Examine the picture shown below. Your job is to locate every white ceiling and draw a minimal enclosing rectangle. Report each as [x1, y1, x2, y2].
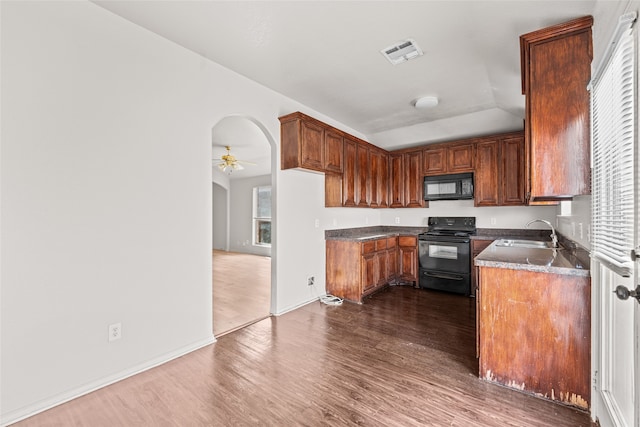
[93, 0, 599, 177]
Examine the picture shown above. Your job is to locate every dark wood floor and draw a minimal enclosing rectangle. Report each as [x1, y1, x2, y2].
[14, 286, 592, 426]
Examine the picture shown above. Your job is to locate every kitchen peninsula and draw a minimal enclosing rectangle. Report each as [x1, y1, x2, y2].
[475, 241, 591, 409]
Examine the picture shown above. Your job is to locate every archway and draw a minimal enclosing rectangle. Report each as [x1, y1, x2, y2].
[211, 115, 274, 336]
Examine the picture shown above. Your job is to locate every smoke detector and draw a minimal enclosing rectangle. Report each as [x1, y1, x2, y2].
[381, 39, 423, 65]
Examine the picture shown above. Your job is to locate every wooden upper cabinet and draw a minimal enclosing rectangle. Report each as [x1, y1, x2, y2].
[423, 143, 474, 175]
[501, 136, 526, 206]
[520, 16, 593, 202]
[423, 146, 446, 175]
[474, 139, 500, 207]
[448, 143, 475, 172]
[324, 129, 344, 173]
[404, 150, 424, 208]
[355, 143, 370, 207]
[369, 149, 389, 208]
[474, 132, 526, 207]
[389, 153, 405, 208]
[342, 137, 357, 207]
[279, 112, 343, 173]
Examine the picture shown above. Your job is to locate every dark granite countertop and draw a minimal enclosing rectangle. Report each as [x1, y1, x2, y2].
[475, 239, 590, 277]
[325, 226, 427, 242]
[472, 228, 551, 240]
[325, 226, 551, 242]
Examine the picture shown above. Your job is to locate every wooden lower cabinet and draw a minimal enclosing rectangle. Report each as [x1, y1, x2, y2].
[397, 236, 418, 285]
[471, 239, 494, 297]
[478, 267, 590, 409]
[327, 236, 406, 303]
[472, 239, 493, 358]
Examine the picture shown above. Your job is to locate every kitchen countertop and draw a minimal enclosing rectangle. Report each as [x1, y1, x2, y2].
[475, 239, 590, 277]
[325, 226, 550, 242]
[325, 226, 427, 242]
[326, 226, 591, 276]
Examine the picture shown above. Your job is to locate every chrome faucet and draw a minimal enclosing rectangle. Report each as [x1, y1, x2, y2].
[526, 219, 558, 248]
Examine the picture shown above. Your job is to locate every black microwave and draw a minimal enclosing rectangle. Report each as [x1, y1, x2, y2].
[423, 173, 474, 201]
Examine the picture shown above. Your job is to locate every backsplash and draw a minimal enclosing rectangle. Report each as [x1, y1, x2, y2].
[556, 195, 591, 250]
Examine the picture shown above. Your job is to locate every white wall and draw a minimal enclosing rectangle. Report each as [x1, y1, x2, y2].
[378, 200, 557, 229]
[229, 175, 272, 256]
[212, 183, 228, 250]
[0, 1, 361, 423]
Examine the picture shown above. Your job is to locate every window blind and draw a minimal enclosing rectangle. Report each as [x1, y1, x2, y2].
[591, 14, 636, 277]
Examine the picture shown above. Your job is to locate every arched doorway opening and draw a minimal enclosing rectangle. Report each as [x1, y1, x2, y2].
[211, 116, 274, 336]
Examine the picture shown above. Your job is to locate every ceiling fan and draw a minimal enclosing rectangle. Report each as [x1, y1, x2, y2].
[215, 146, 255, 174]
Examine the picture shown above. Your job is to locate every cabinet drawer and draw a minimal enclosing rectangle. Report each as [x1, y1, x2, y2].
[375, 239, 387, 251]
[362, 241, 376, 254]
[398, 236, 417, 247]
[386, 237, 397, 248]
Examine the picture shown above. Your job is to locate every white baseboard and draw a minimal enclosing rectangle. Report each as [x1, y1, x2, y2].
[1, 335, 216, 427]
[273, 296, 320, 316]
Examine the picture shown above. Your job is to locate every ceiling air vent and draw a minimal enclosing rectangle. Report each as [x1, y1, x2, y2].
[380, 39, 423, 65]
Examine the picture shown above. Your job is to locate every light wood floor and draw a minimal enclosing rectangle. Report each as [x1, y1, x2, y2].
[13, 286, 593, 426]
[212, 249, 271, 336]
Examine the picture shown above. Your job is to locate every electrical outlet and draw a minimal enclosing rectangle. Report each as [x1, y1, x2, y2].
[490, 217, 496, 225]
[394, 217, 400, 224]
[307, 276, 315, 286]
[578, 223, 584, 239]
[314, 219, 320, 228]
[108, 323, 122, 342]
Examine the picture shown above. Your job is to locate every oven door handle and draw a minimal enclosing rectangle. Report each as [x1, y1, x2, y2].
[424, 272, 464, 281]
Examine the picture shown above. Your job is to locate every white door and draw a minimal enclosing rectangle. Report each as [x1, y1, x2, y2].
[591, 12, 639, 427]
[592, 264, 639, 427]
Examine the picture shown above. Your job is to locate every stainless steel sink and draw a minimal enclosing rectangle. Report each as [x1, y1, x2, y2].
[495, 239, 555, 249]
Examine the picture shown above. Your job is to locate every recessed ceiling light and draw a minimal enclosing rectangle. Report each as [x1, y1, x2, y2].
[414, 96, 439, 109]
[381, 39, 423, 65]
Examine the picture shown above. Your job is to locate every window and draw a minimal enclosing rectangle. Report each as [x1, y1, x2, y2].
[590, 14, 636, 277]
[253, 186, 271, 246]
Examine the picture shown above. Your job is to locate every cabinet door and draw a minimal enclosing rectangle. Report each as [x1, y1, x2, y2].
[423, 146, 447, 175]
[300, 120, 325, 170]
[525, 22, 592, 200]
[471, 239, 493, 298]
[389, 153, 404, 208]
[377, 152, 390, 208]
[375, 251, 388, 287]
[324, 130, 344, 173]
[398, 236, 418, 283]
[355, 143, 370, 207]
[342, 138, 357, 207]
[387, 247, 398, 282]
[369, 150, 382, 208]
[404, 151, 424, 208]
[369, 150, 389, 208]
[501, 136, 526, 205]
[448, 143, 474, 172]
[324, 173, 342, 207]
[474, 140, 500, 207]
[362, 253, 377, 293]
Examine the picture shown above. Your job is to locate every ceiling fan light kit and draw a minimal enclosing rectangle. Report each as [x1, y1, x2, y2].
[215, 145, 253, 175]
